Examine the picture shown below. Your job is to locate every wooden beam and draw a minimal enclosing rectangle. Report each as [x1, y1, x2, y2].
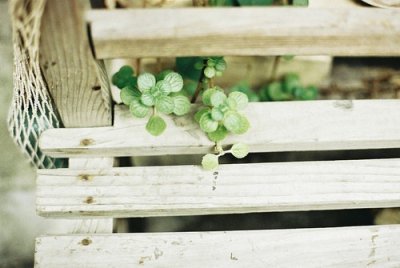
[35, 225, 400, 267]
[37, 158, 400, 217]
[87, 7, 400, 58]
[40, 100, 400, 158]
[40, 0, 112, 127]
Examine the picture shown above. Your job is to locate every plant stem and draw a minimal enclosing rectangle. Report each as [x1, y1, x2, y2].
[191, 60, 208, 103]
[270, 56, 281, 82]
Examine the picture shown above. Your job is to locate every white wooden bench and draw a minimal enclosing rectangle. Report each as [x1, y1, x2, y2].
[34, 0, 400, 267]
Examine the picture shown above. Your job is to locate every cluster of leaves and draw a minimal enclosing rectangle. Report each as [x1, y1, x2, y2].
[230, 73, 318, 102]
[187, 57, 251, 170]
[112, 66, 190, 136]
[195, 88, 250, 142]
[209, 0, 308, 6]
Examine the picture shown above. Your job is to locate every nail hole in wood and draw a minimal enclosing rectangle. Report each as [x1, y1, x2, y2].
[81, 238, 92, 246]
[80, 138, 94, 146]
[85, 196, 94, 204]
[79, 174, 92, 181]
[92, 85, 101, 91]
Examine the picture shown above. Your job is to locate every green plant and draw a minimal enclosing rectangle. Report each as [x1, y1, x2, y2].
[112, 66, 191, 136]
[259, 73, 318, 101]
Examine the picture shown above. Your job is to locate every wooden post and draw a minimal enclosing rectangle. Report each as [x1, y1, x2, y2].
[40, 0, 112, 127]
[39, 0, 113, 233]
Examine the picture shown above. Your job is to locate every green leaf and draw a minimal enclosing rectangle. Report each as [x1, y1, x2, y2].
[293, 0, 308, 6]
[207, 58, 216, 67]
[282, 73, 300, 94]
[231, 143, 249, 159]
[173, 95, 191, 116]
[199, 112, 219, 133]
[207, 125, 228, 142]
[195, 108, 210, 123]
[155, 95, 174, 114]
[238, 0, 274, 6]
[137, 73, 156, 91]
[141, 91, 155, 106]
[112, 66, 136, 89]
[155, 80, 172, 95]
[202, 87, 218, 106]
[228, 92, 248, 110]
[267, 82, 292, 101]
[201, 154, 219, 171]
[204, 67, 216, 78]
[215, 58, 227, 72]
[211, 107, 224, 121]
[295, 86, 318, 100]
[129, 99, 150, 118]
[236, 115, 250, 134]
[155, 69, 173, 81]
[164, 72, 184, 92]
[146, 115, 167, 136]
[176, 57, 203, 81]
[223, 111, 249, 134]
[120, 86, 141, 105]
[210, 91, 227, 107]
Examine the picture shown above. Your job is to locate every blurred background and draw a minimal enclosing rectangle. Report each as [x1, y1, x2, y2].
[1, 0, 400, 267]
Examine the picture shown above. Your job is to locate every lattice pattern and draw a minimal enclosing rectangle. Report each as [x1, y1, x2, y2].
[7, 0, 65, 169]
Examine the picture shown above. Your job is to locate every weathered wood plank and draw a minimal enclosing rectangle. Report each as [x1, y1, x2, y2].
[34, 225, 400, 267]
[37, 158, 400, 217]
[63, 158, 114, 233]
[40, 100, 400, 157]
[87, 8, 400, 58]
[40, 0, 112, 127]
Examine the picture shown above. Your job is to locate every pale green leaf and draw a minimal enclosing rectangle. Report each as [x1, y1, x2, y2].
[146, 115, 166, 136]
[120, 86, 140, 105]
[129, 99, 150, 118]
[236, 114, 250, 134]
[155, 95, 174, 114]
[141, 90, 155, 106]
[210, 91, 227, 107]
[223, 111, 242, 133]
[204, 66, 216, 78]
[207, 125, 228, 142]
[231, 143, 249, 159]
[199, 113, 218, 133]
[202, 87, 217, 106]
[172, 95, 191, 116]
[228, 91, 248, 110]
[164, 72, 183, 92]
[155, 80, 172, 95]
[137, 73, 156, 91]
[201, 154, 219, 170]
[211, 107, 224, 121]
[195, 108, 210, 123]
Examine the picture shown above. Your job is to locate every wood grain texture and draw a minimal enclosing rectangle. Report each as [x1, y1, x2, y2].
[34, 225, 400, 267]
[36, 158, 400, 217]
[50, 159, 114, 233]
[40, 100, 400, 158]
[40, 0, 112, 127]
[87, 7, 400, 58]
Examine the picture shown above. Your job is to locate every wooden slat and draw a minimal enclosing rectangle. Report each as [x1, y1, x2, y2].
[37, 158, 400, 218]
[40, 100, 400, 158]
[87, 7, 400, 58]
[35, 225, 400, 267]
[40, 0, 112, 127]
